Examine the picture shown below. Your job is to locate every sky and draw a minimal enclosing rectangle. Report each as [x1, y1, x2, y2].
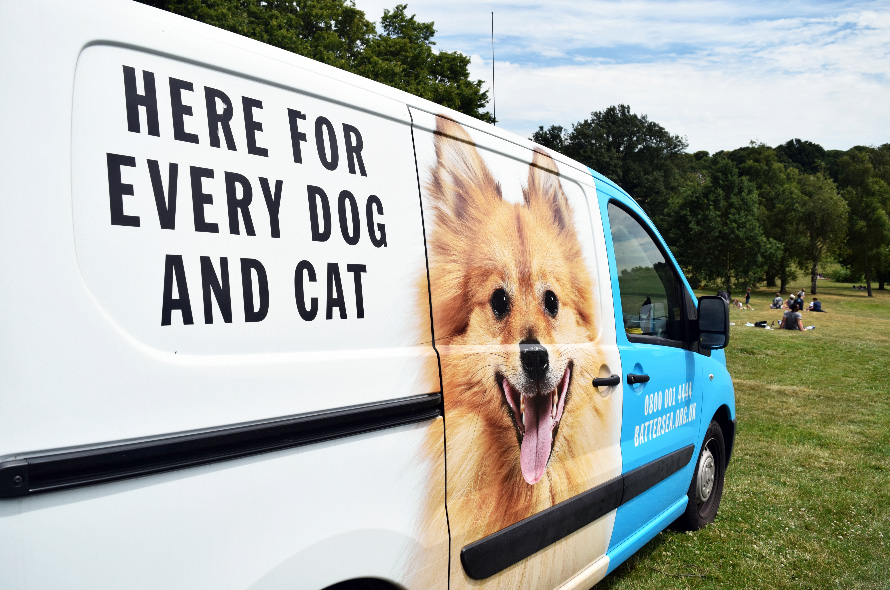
[355, 0, 890, 154]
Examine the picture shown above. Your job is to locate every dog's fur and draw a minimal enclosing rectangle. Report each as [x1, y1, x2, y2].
[411, 118, 621, 589]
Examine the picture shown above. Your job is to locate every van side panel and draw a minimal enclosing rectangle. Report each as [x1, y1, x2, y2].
[0, 2, 448, 588]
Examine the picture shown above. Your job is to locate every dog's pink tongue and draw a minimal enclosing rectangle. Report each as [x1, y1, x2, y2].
[520, 393, 553, 485]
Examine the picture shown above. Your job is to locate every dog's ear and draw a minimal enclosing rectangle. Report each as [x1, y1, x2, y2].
[428, 116, 501, 224]
[525, 149, 573, 232]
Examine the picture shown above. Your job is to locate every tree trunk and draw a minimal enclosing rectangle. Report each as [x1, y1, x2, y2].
[725, 252, 732, 294]
[779, 266, 788, 294]
[810, 261, 818, 295]
[880, 281, 885, 290]
[866, 265, 873, 297]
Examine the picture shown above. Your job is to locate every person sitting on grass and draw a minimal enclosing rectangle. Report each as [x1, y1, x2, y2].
[808, 297, 826, 312]
[785, 294, 796, 309]
[780, 303, 804, 331]
[771, 292, 784, 309]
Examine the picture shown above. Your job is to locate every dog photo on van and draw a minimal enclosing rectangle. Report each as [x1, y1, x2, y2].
[412, 116, 622, 588]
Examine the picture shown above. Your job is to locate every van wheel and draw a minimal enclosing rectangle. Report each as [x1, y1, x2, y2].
[673, 420, 725, 531]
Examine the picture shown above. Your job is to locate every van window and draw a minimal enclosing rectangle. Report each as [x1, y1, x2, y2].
[607, 202, 684, 342]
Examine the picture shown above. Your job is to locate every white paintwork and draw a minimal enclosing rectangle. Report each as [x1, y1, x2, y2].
[556, 556, 610, 590]
[0, 422, 447, 590]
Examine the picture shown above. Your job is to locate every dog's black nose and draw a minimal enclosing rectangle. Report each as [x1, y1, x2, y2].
[520, 338, 549, 382]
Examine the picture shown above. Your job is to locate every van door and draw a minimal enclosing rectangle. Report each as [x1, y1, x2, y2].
[601, 198, 702, 552]
[411, 111, 624, 589]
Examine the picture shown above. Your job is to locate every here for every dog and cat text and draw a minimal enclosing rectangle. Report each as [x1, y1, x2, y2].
[105, 66, 389, 327]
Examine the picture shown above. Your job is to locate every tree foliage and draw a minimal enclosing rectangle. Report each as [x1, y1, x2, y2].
[665, 157, 773, 290]
[797, 172, 847, 294]
[136, 0, 491, 121]
[533, 105, 687, 220]
[776, 138, 827, 175]
[531, 106, 888, 295]
[732, 143, 802, 292]
[838, 150, 890, 296]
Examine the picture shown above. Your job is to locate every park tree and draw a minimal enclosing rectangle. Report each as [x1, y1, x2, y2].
[135, 0, 492, 121]
[357, 5, 490, 117]
[821, 149, 847, 185]
[532, 105, 687, 222]
[838, 150, 890, 297]
[531, 124, 566, 153]
[775, 138, 827, 175]
[871, 144, 890, 188]
[664, 157, 773, 291]
[797, 173, 847, 294]
[871, 148, 890, 290]
[735, 143, 803, 292]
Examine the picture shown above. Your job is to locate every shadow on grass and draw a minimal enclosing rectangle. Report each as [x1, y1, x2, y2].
[808, 289, 887, 299]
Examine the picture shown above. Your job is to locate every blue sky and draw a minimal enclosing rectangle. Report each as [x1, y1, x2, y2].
[355, 0, 890, 153]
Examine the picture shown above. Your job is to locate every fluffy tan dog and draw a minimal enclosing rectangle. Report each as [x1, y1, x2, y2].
[411, 117, 621, 589]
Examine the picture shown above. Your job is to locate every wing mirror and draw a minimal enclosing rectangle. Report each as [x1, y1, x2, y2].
[697, 295, 729, 350]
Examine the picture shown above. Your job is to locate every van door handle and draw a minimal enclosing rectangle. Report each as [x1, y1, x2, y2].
[627, 373, 650, 385]
[591, 375, 620, 387]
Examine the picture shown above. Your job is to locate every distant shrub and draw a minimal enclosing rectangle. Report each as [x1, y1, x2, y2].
[831, 267, 863, 283]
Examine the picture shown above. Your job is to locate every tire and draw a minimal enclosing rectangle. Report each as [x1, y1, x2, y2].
[673, 420, 726, 531]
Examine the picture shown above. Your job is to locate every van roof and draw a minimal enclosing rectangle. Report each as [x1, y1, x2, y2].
[586, 168, 640, 206]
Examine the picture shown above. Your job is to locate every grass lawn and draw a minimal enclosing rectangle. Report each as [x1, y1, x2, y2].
[598, 281, 890, 590]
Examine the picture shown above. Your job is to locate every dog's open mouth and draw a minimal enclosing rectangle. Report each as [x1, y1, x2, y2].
[500, 364, 571, 485]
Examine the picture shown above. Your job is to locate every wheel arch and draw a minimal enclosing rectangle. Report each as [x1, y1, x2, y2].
[711, 404, 735, 469]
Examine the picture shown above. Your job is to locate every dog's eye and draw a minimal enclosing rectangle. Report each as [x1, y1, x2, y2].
[490, 288, 510, 319]
[544, 290, 559, 316]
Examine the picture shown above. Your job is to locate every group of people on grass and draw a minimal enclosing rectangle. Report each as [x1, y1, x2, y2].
[767, 288, 825, 331]
[720, 287, 825, 332]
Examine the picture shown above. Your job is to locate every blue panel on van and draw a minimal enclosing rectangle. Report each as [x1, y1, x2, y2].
[589, 168, 702, 555]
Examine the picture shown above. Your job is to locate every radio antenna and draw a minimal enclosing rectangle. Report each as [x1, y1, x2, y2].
[491, 11, 496, 125]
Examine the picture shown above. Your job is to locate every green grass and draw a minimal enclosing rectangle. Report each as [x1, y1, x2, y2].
[597, 282, 890, 590]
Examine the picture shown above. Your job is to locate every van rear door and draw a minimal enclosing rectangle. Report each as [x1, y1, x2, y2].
[411, 110, 624, 589]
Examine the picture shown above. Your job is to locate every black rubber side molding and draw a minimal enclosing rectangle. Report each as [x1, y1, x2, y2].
[0, 393, 441, 499]
[460, 444, 694, 580]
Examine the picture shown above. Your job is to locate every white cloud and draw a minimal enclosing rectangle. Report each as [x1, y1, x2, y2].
[356, 0, 890, 152]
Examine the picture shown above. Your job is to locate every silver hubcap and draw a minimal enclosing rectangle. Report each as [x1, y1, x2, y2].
[697, 447, 715, 503]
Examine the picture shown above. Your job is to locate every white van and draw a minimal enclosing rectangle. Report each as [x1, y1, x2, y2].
[0, 2, 735, 589]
